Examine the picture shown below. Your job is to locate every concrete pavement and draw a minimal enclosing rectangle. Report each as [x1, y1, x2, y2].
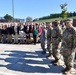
[0, 44, 76, 75]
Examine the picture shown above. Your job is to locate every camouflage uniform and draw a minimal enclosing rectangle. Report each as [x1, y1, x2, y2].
[51, 24, 62, 64]
[61, 23, 66, 34]
[47, 27, 53, 57]
[40, 27, 47, 54]
[62, 27, 76, 71]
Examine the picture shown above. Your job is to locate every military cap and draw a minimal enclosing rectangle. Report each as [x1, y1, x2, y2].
[65, 19, 73, 22]
[55, 20, 60, 23]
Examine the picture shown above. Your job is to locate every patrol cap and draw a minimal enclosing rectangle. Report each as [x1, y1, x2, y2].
[65, 18, 73, 22]
[55, 20, 60, 23]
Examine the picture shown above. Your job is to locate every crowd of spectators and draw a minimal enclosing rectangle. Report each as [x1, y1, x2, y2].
[0, 22, 46, 44]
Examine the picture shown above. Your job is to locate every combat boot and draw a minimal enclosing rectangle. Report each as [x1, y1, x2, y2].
[62, 67, 68, 73]
[46, 50, 52, 57]
[53, 60, 60, 66]
[64, 67, 72, 75]
[46, 54, 53, 59]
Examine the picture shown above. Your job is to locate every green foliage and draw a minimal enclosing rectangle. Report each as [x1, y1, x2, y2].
[35, 16, 76, 22]
[60, 3, 67, 9]
[61, 11, 67, 19]
[4, 14, 13, 21]
[60, 3, 68, 20]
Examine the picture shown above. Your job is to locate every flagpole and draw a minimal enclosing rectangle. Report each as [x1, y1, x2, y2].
[12, 0, 14, 24]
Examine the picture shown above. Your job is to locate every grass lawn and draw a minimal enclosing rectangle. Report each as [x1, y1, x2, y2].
[35, 16, 76, 22]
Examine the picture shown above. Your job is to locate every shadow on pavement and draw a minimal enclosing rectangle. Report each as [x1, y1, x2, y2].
[0, 50, 64, 73]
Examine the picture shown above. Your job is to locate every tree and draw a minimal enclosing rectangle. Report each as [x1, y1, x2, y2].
[26, 16, 33, 22]
[73, 11, 76, 16]
[69, 12, 72, 17]
[60, 3, 68, 20]
[4, 14, 13, 22]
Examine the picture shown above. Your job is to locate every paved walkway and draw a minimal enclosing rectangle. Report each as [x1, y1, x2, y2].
[0, 44, 76, 75]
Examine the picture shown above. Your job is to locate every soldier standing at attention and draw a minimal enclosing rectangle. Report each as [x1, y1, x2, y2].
[51, 20, 62, 66]
[40, 25, 47, 54]
[47, 22, 53, 58]
[62, 19, 76, 74]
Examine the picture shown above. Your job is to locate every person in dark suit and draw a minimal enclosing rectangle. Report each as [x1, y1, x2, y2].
[2, 25, 7, 43]
[25, 25, 30, 44]
[7, 24, 12, 43]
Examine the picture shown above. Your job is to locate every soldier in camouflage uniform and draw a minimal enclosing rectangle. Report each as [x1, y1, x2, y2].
[40, 25, 47, 54]
[47, 22, 53, 58]
[51, 20, 62, 65]
[62, 19, 76, 74]
[61, 22, 66, 33]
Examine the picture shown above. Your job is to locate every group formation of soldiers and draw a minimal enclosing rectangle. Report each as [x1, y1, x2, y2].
[40, 19, 76, 75]
[0, 19, 76, 74]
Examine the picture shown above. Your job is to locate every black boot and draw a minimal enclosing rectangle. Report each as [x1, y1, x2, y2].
[64, 67, 72, 74]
